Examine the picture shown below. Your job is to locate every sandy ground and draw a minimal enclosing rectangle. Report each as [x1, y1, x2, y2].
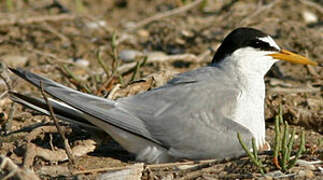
[0, 0, 322, 179]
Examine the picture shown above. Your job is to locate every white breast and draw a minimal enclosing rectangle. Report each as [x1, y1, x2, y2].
[233, 79, 266, 148]
[217, 47, 278, 148]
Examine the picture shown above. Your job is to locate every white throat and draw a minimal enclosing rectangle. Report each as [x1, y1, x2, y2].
[218, 47, 278, 81]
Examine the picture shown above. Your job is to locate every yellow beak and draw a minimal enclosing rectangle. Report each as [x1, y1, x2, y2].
[268, 49, 317, 66]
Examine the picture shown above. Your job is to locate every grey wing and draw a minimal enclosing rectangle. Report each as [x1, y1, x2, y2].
[120, 67, 253, 159]
[10, 68, 162, 146]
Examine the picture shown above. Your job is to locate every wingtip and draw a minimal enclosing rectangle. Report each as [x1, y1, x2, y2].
[8, 67, 60, 93]
[8, 67, 30, 81]
[8, 67, 20, 75]
[8, 91, 19, 101]
[8, 91, 19, 97]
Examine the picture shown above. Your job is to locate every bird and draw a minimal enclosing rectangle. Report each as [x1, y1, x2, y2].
[9, 27, 317, 164]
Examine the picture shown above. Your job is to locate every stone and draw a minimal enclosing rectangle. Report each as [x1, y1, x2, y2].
[119, 50, 142, 62]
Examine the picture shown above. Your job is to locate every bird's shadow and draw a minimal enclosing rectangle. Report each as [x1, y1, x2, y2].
[4, 123, 136, 163]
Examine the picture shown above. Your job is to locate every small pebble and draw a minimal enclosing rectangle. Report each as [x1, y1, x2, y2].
[263, 176, 273, 180]
[265, 170, 285, 178]
[145, 51, 167, 61]
[119, 49, 142, 62]
[137, 29, 149, 38]
[298, 170, 305, 176]
[97, 163, 143, 180]
[302, 11, 318, 24]
[73, 58, 90, 67]
[86, 20, 107, 29]
[318, 167, 323, 174]
[175, 37, 185, 45]
[176, 164, 199, 170]
[269, 78, 293, 87]
[123, 21, 136, 29]
[296, 159, 322, 170]
[181, 30, 194, 37]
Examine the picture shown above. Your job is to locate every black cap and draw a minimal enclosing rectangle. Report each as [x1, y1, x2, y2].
[212, 28, 279, 63]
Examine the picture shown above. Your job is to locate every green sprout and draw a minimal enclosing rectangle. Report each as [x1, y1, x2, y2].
[130, 56, 147, 83]
[6, 0, 13, 12]
[62, 64, 92, 94]
[273, 105, 306, 171]
[238, 104, 306, 175]
[237, 133, 265, 175]
[75, 0, 84, 13]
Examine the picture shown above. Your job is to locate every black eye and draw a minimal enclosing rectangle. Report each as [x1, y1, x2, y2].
[249, 40, 266, 48]
[248, 39, 277, 51]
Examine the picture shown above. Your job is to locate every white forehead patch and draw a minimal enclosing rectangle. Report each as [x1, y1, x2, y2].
[258, 36, 280, 50]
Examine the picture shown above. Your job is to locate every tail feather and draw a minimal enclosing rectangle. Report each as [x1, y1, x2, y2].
[10, 92, 101, 131]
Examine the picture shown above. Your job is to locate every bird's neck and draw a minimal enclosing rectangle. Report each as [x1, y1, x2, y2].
[218, 48, 277, 80]
[216, 48, 277, 86]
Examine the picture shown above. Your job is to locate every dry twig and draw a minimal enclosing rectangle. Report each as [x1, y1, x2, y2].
[0, 14, 76, 26]
[26, 48, 81, 66]
[23, 125, 95, 168]
[268, 86, 320, 93]
[306, 65, 320, 78]
[41, 22, 70, 43]
[128, 0, 204, 31]
[107, 83, 121, 99]
[177, 164, 224, 180]
[37, 165, 70, 177]
[0, 155, 40, 180]
[72, 163, 144, 175]
[40, 82, 75, 164]
[4, 102, 16, 134]
[0, 62, 15, 134]
[239, 0, 280, 26]
[300, 0, 323, 14]
[24, 139, 96, 168]
[25, 125, 72, 143]
[0, 90, 8, 99]
[117, 51, 210, 74]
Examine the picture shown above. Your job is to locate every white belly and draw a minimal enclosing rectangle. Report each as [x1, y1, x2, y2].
[231, 82, 266, 148]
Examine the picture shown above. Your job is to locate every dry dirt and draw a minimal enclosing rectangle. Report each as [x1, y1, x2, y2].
[0, 0, 322, 179]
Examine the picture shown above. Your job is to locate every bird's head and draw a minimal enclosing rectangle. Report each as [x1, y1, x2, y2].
[212, 28, 317, 76]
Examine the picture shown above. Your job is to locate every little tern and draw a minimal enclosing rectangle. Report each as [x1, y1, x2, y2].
[9, 27, 317, 163]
